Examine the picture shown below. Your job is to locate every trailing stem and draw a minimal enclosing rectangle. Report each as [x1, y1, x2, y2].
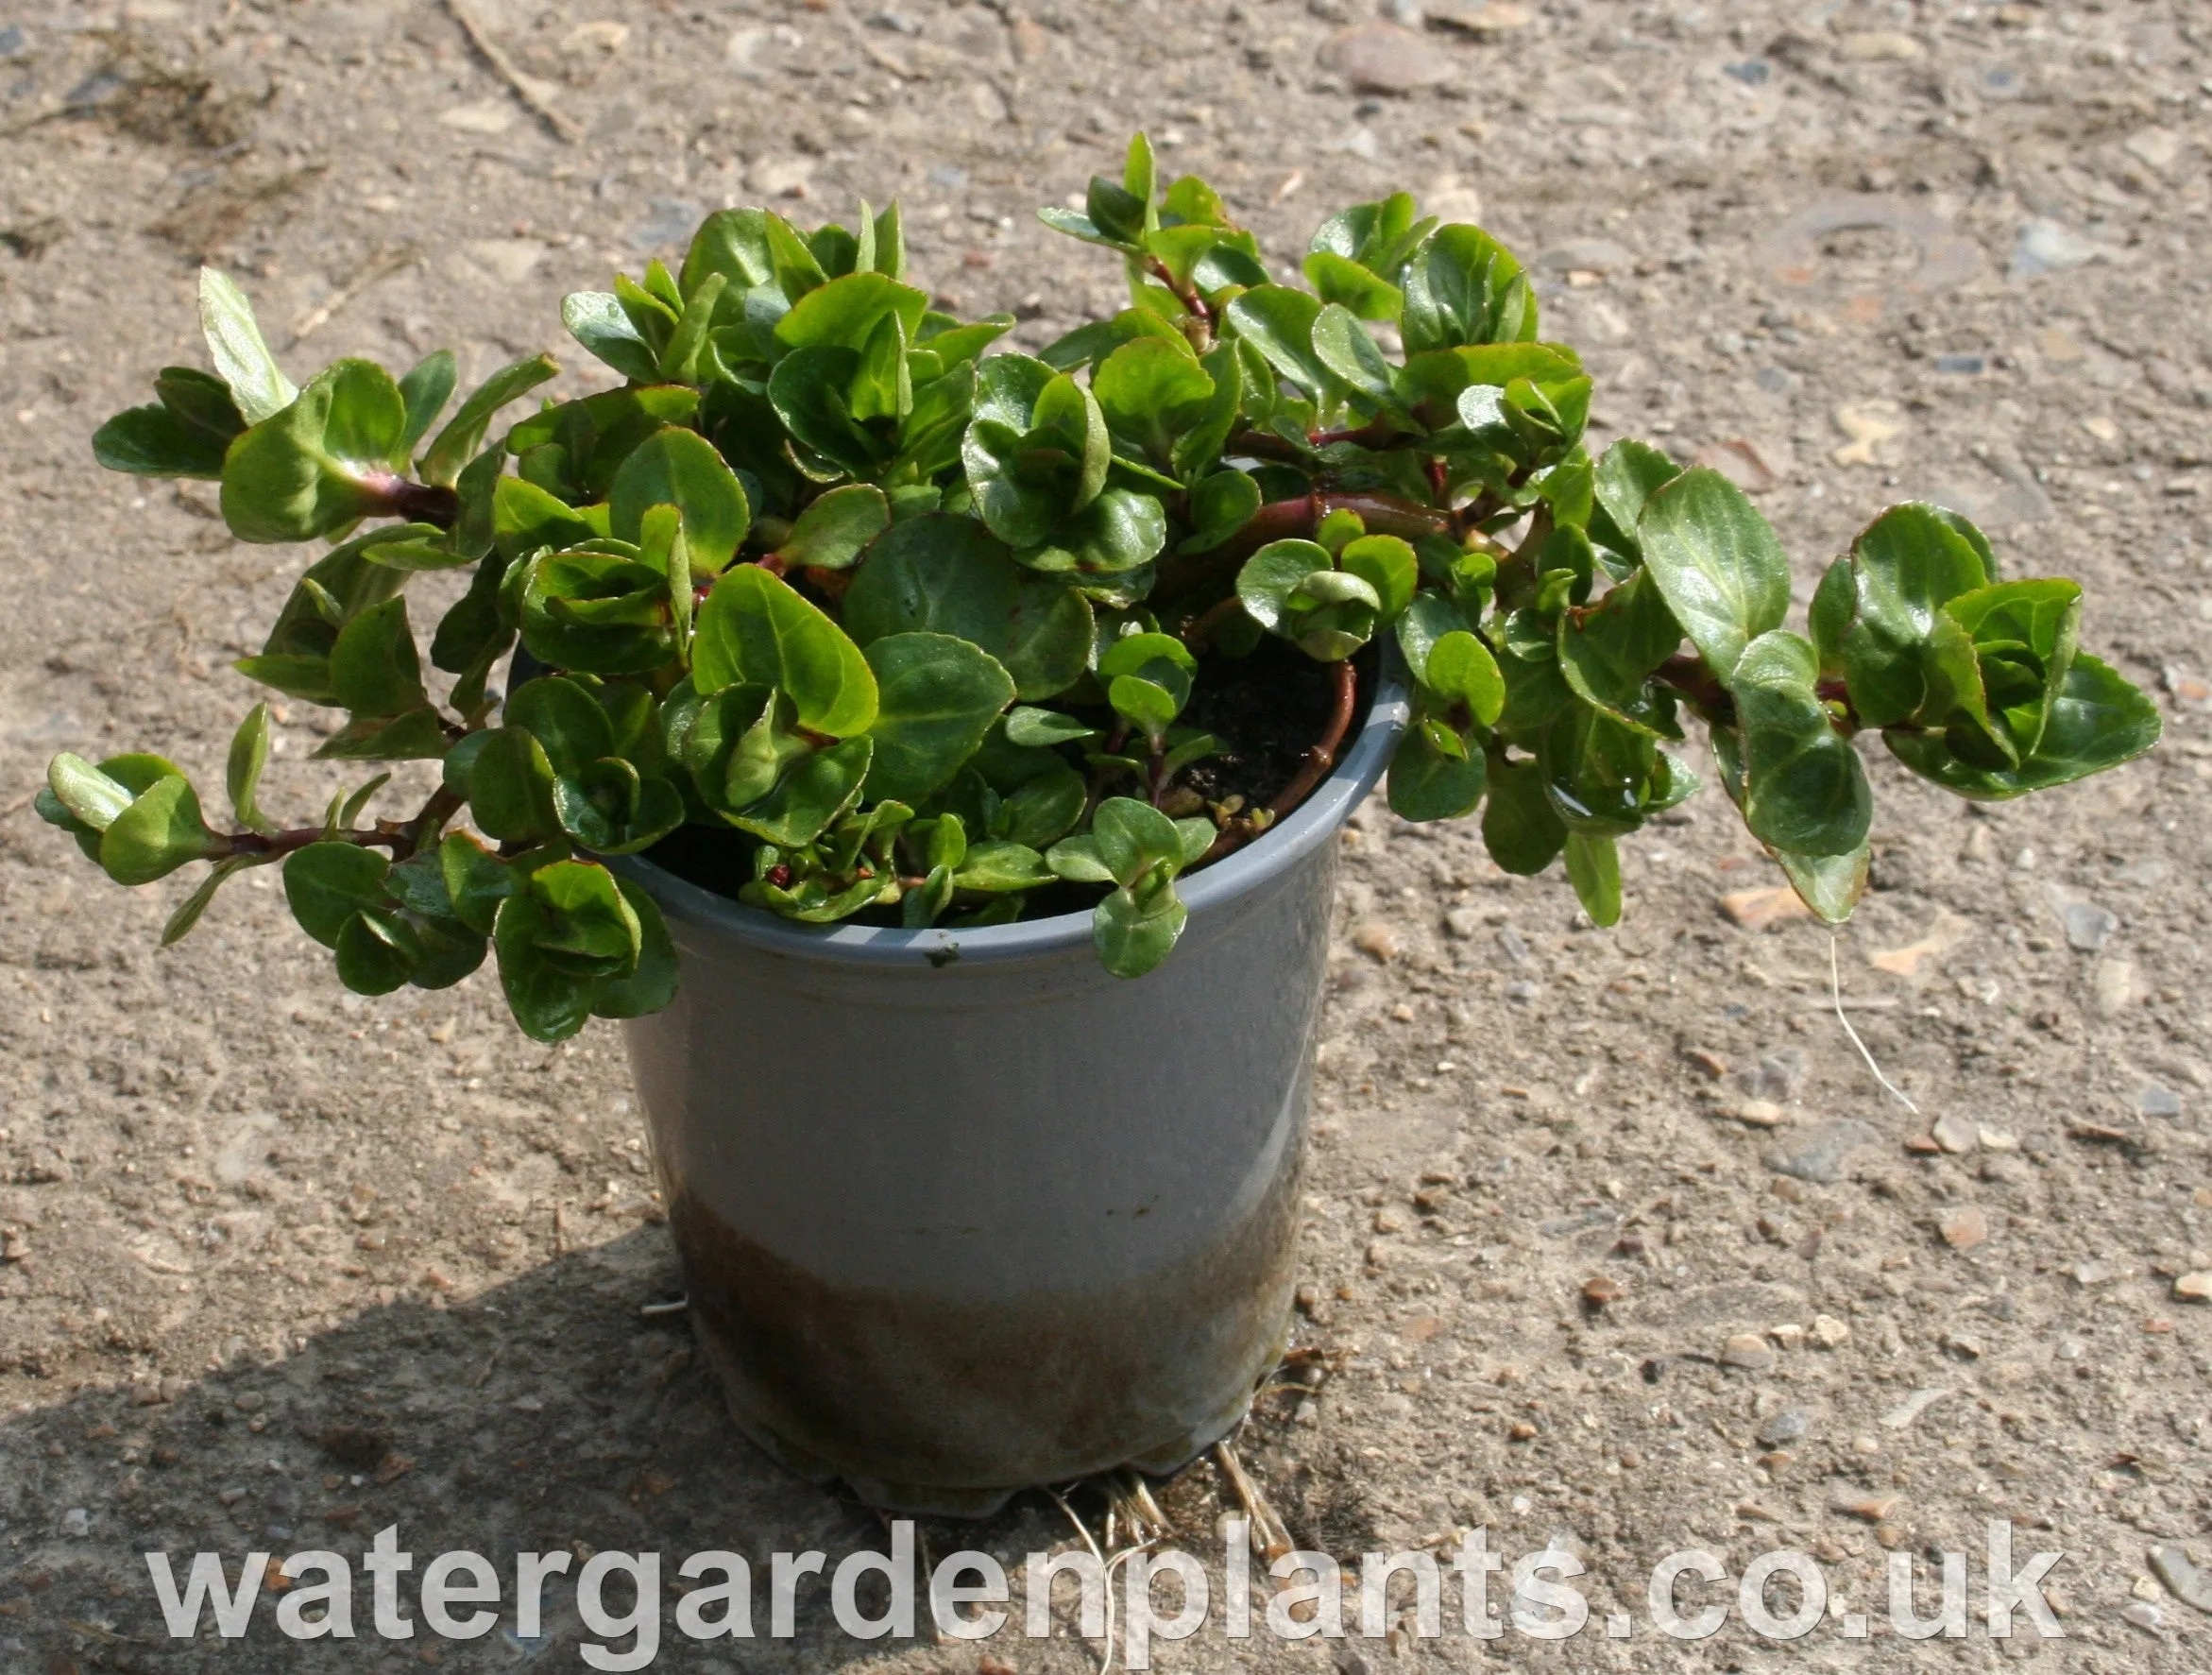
[221, 781, 466, 865]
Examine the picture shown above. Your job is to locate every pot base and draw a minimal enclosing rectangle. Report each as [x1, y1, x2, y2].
[689, 1308, 1288, 1518]
[665, 1181, 1303, 1518]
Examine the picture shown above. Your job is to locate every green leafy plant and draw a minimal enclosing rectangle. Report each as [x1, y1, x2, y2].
[52, 137, 2159, 1038]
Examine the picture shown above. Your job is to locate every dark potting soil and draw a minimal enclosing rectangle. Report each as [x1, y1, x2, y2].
[642, 639, 1370, 917]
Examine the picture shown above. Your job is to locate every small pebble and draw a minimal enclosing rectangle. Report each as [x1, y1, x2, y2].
[2121, 1601, 2164, 1633]
[1810, 1313, 1851, 1348]
[2149, 1546, 2212, 1612]
[1323, 22, 1455, 92]
[2174, 1273, 2212, 1303]
[1756, 1410, 1809, 1446]
[1721, 1333, 1777, 1371]
[1351, 921, 1401, 962]
[2091, 958, 2137, 1017]
[1939, 1205, 1990, 1250]
[2065, 901, 2118, 951]
[1443, 907, 1481, 939]
[1717, 887, 1809, 931]
[1582, 1274, 1624, 1307]
[1766, 1120, 1878, 1184]
[1880, 1387, 1952, 1429]
[1834, 1493, 1900, 1522]
[60, 1508, 89, 1537]
[2136, 1085, 2182, 1120]
[1931, 1113, 1979, 1154]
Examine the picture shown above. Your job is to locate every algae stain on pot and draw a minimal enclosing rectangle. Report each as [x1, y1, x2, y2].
[665, 1153, 1303, 1515]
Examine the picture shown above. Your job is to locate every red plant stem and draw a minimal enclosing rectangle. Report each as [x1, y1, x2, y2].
[367, 475, 461, 529]
[1144, 256, 1214, 336]
[1157, 490, 1453, 603]
[1652, 654, 1733, 725]
[1199, 657, 1360, 865]
[799, 564, 853, 604]
[1268, 658, 1360, 822]
[224, 825, 404, 860]
[1226, 423, 1407, 461]
[221, 783, 466, 866]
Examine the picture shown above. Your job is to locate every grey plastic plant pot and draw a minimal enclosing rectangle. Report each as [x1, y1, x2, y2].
[607, 661, 1409, 1517]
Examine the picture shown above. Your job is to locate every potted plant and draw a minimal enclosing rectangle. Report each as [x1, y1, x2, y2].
[46, 137, 2159, 1514]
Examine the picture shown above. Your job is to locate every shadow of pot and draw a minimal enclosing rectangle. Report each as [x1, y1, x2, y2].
[576, 654, 1406, 1515]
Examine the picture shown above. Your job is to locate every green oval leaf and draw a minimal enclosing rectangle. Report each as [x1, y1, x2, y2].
[860, 631, 1017, 804]
[1636, 466, 1791, 683]
[775, 483, 891, 571]
[1387, 723, 1488, 822]
[608, 426, 751, 574]
[1092, 795, 1186, 888]
[1094, 872, 1187, 978]
[842, 513, 1094, 700]
[1223, 285, 1330, 396]
[505, 675, 617, 778]
[692, 566, 878, 737]
[1730, 629, 1873, 857]
[1336, 535, 1419, 620]
[1237, 539, 1333, 635]
[283, 842, 393, 948]
[198, 267, 297, 425]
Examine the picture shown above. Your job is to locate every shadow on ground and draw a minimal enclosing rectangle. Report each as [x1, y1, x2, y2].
[0, 1228, 1180, 1674]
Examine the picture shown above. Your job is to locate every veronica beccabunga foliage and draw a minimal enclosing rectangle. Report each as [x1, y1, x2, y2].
[48, 136, 2161, 1041]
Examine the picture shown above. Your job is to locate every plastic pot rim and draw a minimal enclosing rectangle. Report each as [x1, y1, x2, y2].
[611, 655, 1411, 968]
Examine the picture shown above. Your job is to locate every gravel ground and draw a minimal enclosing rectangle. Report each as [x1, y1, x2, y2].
[1, 0, 2210, 1669]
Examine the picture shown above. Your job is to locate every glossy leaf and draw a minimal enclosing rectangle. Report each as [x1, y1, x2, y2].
[1223, 285, 1331, 397]
[609, 425, 751, 574]
[1557, 568, 1682, 737]
[1636, 466, 1790, 683]
[1015, 487, 1166, 577]
[330, 597, 427, 717]
[198, 267, 297, 424]
[1400, 225, 1536, 354]
[1237, 539, 1333, 635]
[283, 842, 391, 947]
[465, 726, 559, 843]
[692, 565, 876, 736]
[1388, 723, 1487, 821]
[1730, 629, 1873, 857]
[226, 704, 274, 834]
[1337, 534, 1418, 620]
[774, 483, 890, 571]
[727, 736, 873, 846]
[1562, 830, 1622, 927]
[1481, 754, 1566, 875]
[420, 352, 557, 487]
[1094, 870, 1186, 978]
[1423, 630, 1506, 726]
[563, 291, 661, 383]
[1094, 338, 1215, 465]
[1091, 795, 1186, 888]
[219, 360, 411, 543]
[1590, 437, 1680, 564]
[861, 631, 1017, 803]
[1883, 652, 2160, 799]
